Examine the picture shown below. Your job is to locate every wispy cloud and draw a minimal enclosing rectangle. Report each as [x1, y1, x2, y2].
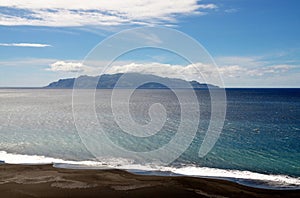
[225, 8, 238, 13]
[0, 58, 57, 67]
[215, 56, 297, 77]
[0, 43, 51, 47]
[246, 64, 294, 76]
[0, 0, 217, 27]
[216, 56, 266, 68]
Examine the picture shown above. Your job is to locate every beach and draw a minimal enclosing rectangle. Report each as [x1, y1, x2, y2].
[0, 164, 299, 198]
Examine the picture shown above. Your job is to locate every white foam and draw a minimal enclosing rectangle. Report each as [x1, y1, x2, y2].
[0, 151, 103, 166]
[0, 151, 158, 171]
[1, 151, 300, 188]
[161, 166, 300, 187]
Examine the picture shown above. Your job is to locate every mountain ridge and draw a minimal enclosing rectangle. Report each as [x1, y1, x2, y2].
[45, 73, 219, 89]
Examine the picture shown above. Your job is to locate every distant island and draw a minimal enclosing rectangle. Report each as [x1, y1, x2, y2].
[45, 73, 218, 89]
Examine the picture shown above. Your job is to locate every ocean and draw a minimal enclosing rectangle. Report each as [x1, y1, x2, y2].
[0, 88, 299, 189]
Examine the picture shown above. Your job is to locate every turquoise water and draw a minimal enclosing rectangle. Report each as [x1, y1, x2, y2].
[0, 88, 299, 189]
[183, 89, 300, 176]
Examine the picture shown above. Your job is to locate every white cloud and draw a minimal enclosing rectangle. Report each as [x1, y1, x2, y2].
[0, 0, 217, 27]
[0, 43, 51, 47]
[218, 65, 246, 77]
[47, 61, 87, 72]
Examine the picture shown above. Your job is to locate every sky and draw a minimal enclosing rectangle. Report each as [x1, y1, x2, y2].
[0, 0, 299, 87]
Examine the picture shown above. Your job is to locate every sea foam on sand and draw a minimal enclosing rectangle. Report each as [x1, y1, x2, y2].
[1, 150, 300, 189]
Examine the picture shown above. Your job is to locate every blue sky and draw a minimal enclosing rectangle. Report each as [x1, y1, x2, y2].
[0, 0, 299, 87]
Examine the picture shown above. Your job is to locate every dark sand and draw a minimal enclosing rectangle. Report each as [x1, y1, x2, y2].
[0, 164, 299, 198]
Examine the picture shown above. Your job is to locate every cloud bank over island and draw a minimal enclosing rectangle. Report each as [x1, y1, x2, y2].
[46, 60, 295, 86]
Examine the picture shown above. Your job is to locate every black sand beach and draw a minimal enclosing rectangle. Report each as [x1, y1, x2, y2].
[0, 164, 299, 198]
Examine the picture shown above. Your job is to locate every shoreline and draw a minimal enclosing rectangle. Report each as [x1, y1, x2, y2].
[1, 164, 300, 198]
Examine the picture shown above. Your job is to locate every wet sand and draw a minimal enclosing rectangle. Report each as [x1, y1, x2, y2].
[0, 164, 299, 198]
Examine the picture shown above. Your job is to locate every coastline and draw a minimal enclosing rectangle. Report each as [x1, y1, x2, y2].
[1, 164, 300, 198]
